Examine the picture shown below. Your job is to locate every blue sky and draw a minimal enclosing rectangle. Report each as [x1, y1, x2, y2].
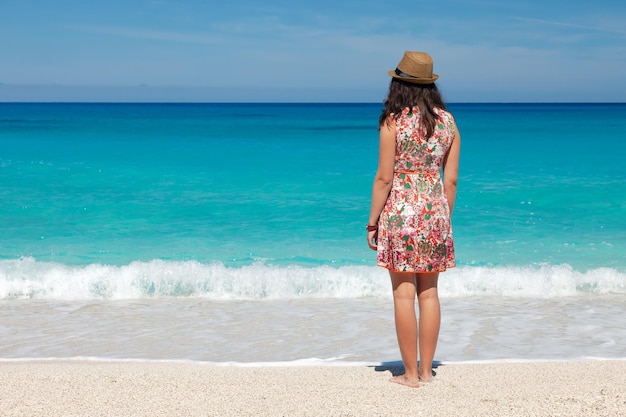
[1, 0, 625, 102]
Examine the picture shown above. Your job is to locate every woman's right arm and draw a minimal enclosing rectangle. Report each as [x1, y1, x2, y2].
[442, 120, 461, 214]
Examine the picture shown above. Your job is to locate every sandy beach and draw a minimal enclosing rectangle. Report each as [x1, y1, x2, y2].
[1, 359, 624, 416]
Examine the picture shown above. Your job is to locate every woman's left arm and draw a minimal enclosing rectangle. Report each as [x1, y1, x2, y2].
[367, 118, 396, 250]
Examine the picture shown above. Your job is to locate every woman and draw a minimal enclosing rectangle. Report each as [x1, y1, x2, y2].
[367, 51, 460, 388]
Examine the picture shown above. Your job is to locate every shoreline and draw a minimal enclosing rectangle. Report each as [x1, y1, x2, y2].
[1, 359, 624, 416]
[2, 355, 626, 366]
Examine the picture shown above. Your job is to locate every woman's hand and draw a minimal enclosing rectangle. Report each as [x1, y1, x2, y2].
[367, 229, 378, 251]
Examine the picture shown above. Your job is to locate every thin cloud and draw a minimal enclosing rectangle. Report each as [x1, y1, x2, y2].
[68, 24, 222, 45]
[512, 16, 626, 37]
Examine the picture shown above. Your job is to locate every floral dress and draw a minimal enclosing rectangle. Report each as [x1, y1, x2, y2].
[377, 107, 456, 273]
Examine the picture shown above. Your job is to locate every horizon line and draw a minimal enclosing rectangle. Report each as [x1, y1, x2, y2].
[1, 101, 625, 105]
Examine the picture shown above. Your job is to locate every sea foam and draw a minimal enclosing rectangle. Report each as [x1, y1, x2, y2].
[1, 257, 624, 300]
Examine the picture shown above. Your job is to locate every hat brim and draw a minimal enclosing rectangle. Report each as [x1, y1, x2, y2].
[388, 70, 439, 84]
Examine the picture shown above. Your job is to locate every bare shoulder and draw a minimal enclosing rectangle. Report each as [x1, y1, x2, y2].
[381, 114, 397, 133]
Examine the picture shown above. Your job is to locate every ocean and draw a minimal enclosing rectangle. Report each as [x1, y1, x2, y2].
[1, 102, 624, 364]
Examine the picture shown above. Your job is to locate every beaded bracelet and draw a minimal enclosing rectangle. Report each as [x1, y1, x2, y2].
[365, 224, 378, 232]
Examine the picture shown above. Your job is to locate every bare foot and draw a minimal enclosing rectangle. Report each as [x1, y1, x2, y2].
[389, 375, 420, 388]
[418, 369, 434, 383]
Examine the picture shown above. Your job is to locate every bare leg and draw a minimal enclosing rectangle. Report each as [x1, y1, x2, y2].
[389, 272, 420, 388]
[416, 272, 440, 382]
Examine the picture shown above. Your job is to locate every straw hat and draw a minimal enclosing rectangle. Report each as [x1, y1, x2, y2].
[388, 51, 439, 84]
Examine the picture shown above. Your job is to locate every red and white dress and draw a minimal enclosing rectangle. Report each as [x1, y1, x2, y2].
[377, 107, 457, 273]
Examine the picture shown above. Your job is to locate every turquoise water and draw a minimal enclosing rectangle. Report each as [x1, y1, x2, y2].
[2, 103, 624, 271]
[0, 103, 624, 362]
[1, 103, 376, 267]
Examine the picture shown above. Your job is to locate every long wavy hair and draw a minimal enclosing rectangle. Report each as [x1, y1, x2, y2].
[379, 78, 446, 138]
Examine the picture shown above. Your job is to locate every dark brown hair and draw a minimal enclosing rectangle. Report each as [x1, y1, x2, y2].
[379, 79, 446, 138]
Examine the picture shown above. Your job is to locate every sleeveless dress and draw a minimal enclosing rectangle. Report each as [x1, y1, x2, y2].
[377, 107, 456, 273]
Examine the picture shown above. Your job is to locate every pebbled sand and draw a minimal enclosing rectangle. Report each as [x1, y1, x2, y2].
[1, 359, 624, 416]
